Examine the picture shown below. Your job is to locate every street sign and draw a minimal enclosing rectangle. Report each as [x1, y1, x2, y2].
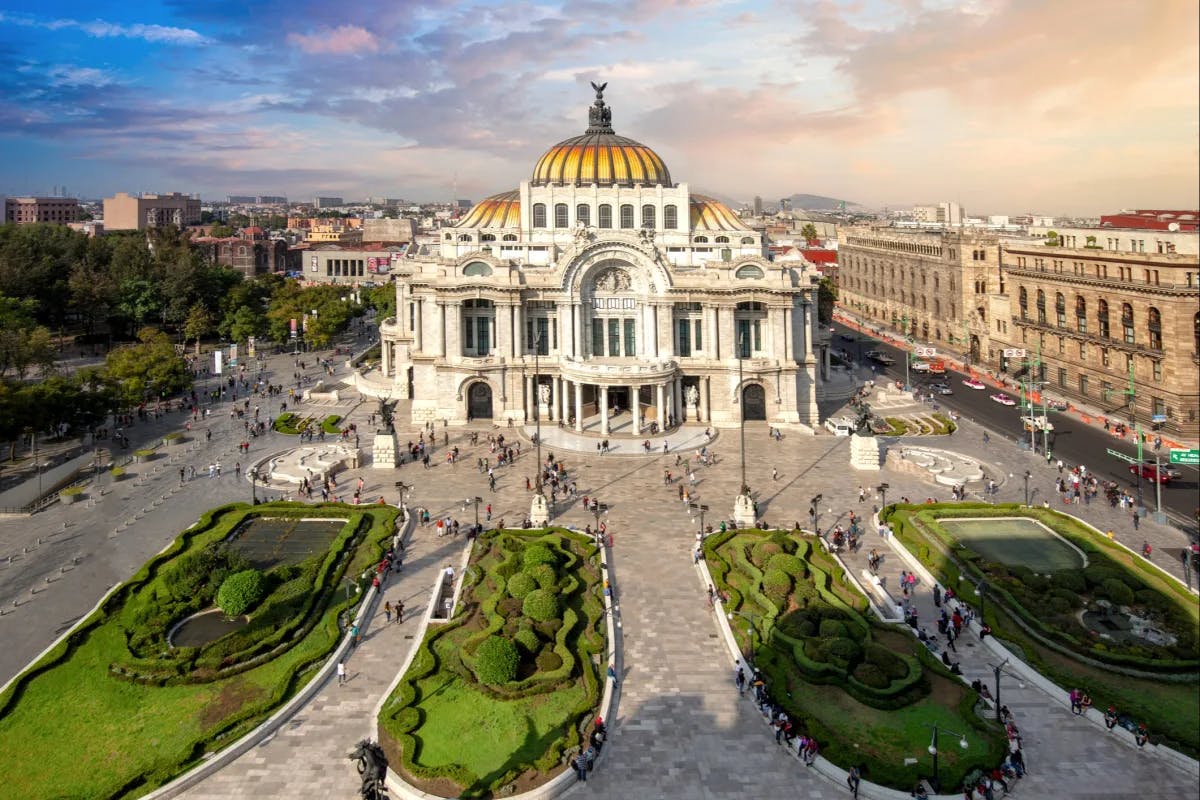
[1003, 348, 1027, 358]
[1169, 449, 1200, 466]
[914, 346, 937, 357]
[1106, 448, 1137, 464]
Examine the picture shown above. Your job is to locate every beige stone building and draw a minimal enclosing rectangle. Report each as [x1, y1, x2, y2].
[4, 196, 79, 224]
[370, 87, 826, 430]
[996, 243, 1200, 437]
[103, 192, 201, 230]
[836, 226, 1001, 365]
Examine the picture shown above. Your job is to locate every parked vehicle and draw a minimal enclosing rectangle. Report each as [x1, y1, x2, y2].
[871, 353, 896, 366]
[1129, 463, 1172, 483]
[825, 418, 854, 437]
[928, 383, 953, 395]
[1021, 415, 1054, 432]
[911, 361, 932, 373]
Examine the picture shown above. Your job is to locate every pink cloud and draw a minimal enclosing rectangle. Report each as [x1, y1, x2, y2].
[287, 25, 379, 55]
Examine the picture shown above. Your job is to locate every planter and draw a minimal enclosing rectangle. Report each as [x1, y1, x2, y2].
[134, 450, 156, 464]
[60, 487, 85, 504]
[162, 434, 185, 447]
[110, 468, 127, 481]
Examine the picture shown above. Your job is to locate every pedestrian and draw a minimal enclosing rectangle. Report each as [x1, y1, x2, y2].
[351, 623, 361, 647]
[396, 601, 404, 623]
[384, 601, 392, 623]
[735, 665, 746, 695]
[859, 486, 865, 502]
[772, 467, 779, 481]
[337, 660, 346, 686]
[607, 663, 618, 686]
[847, 765, 861, 798]
[933, 585, 942, 607]
[573, 750, 589, 781]
[1132, 511, 1140, 531]
[179, 467, 185, 484]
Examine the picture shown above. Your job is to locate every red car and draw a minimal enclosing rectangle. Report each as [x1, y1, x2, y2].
[1129, 463, 1171, 484]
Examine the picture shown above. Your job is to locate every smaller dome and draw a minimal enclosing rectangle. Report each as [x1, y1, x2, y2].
[456, 190, 520, 228]
[690, 196, 751, 231]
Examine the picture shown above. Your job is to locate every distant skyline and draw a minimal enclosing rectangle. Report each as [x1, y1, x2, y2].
[1, 0, 1197, 216]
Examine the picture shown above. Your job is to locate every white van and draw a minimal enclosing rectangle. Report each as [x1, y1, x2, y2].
[825, 418, 854, 437]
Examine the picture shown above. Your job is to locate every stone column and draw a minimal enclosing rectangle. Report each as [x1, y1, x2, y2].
[600, 386, 610, 435]
[574, 380, 584, 432]
[656, 383, 666, 430]
[513, 301, 524, 358]
[381, 338, 391, 376]
[672, 379, 683, 424]
[631, 385, 641, 434]
[700, 376, 710, 422]
[658, 304, 675, 358]
[550, 376, 559, 421]
[802, 302, 815, 359]
[709, 305, 720, 358]
[573, 303, 584, 358]
[526, 375, 534, 421]
[414, 299, 423, 352]
[434, 302, 446, 357]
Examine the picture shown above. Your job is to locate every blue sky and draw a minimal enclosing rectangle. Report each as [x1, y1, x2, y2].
[0, 0, 1197, 214]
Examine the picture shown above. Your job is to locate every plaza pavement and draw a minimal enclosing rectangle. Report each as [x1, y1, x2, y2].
[2, 347, 1197, 798]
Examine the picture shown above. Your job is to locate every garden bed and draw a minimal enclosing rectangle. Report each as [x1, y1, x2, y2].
[882, 503, 1200, 754]
[705, 529, 1005, 790]
[378, 528, 606, 798]
[0, 502, 398, 798]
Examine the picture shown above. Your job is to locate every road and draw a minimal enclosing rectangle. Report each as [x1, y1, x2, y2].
[830, 320, 1199, 539]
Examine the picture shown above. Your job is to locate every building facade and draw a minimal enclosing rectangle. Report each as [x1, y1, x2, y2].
[836, 226, 1001, 363]
[375, 87, 825, 430]
[301, 245, 404, 285]
[194, 236, 288, 278]
[103, 192, 202, 230]
[996, 243, 1200, 437]
[4, 196, 79, 224]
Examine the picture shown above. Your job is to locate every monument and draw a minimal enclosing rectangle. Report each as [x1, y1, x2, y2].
[372, 398, 399, 469]
[848, 403, 882, 471]
[685, 384, 699, 421]
[530, 492, 550, 526]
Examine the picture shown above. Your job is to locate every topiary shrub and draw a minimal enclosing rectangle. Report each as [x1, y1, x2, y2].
[767, 553, 806, 577]
[216, 570, 266, 616]
[824, 637, 862, 666]
[496, 597, 524, 617]
[819, 618, 849, 639]
[524, 563, 557, 590]
[475, 635, 520, 685]
[763, 569, 793, 605]
[522, 545, 558, 568]
[522, 589, 560, 622]
[535, 650, 563, 672]
[1084, 565, 1121, 589]
[853, 662, 889, 689]
[750, 542, 782, 567]
[513, 627, 541, 655]
[1052, 570, 1086, 593]
[1101, 578, 1135, 607]
[507, 572, 537, 599]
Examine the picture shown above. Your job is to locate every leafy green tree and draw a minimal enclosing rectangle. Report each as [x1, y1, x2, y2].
[209, 223, 237, 238]
[801, 223, 819, 242]
[216, 569, 266, 616]
[0, 295, 57, 378]
[225, 305, 268, 344]
[183, 303, 214, 355]
[817, 277, 838, 324]
[104, 327, 191, 408]
[113, 278, 165, 335]
[362, 284, 396, 318]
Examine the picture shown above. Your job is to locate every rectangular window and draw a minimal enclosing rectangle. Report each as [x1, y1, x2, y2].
[607, 318, 620, 356]
[624, 318, 636, 356]
[1152, 360, 1162, 381]
[694, 319, 702, 351]
[677, 318, 692, 357]
[1102, 380, 1112, 401]
[598, 205, 612, 228]
[465, 318, 475, 350]
[524, 318, 533, 352]
[753, 319, 762, 352]
[1079, 375, 1089, 396]
[591, 319, 604, 356]
[736, 319, 751, 357]
[664, 204, 678, 229]
[1079, 342, 1087, 360]
[478, 317, 490, 353]
[1058, 367, 1068, 388]
[1152, 397, 1165, 417]
[535, 317, 550, 355]
[1058, 337, 1066, 355]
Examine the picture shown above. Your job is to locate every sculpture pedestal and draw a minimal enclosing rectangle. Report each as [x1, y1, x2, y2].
[733, 492, 757, 527]
[686, 401, 698, 422]
[530, 493, 550, 526]
[537, 403, 550, 423]
[849, 434, 881, 471]
[372, 430, 399, 469]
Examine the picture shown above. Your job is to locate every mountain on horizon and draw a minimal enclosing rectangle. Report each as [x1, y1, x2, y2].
[698, 190, 858, 211]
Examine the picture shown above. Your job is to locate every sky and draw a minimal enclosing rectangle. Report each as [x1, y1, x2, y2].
[0, 0, 1197, 216]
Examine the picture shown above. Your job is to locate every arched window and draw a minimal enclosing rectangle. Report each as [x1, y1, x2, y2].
[1097, 299, 1110, 338]
[444, 233, 453, 241]
[1147, 307, 1162, 350]
[922, 321, 929, 339]
[934, 299, 941, 315]
[481, 233, 495, 242]
[641, 204, 656, 229]
[1055, 293, 1066, 327]
[462, 261, 492, 277]
[1075, 296, 1087, 332]
[664, 204, 678, 229]
[734, 264, 764, 279]
[458, 234, 472, 242]
[532, 203, 546, 228]
[715, 235, 729, 243]
[598, 204, 612, 228]
[1121, 303, 1135, 344]
[554, 203, 569, 228]
[502, 233, 518, 242]
[694, 235, 709, 244]
[934, 275, 940, 291]
[741, 236, 754, 245]
[1036, 290, 1046, 324]
[576, 204, 590, 227]
[619, 204, 634, 229]
[1018, 287, 1028, 320]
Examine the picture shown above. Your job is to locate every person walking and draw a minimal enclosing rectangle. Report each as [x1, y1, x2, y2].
[384, 601, 392, 623]
[395, 601, 404, 624]
[772, 467, 779, 481]
[735, 665, 746, 695]
[573, 750, 589, 781]
[337, 660, 347, 686]
[607, 663, 618, 687]
[1132, 511, 1140, 531]
[847, 765, 861, 798]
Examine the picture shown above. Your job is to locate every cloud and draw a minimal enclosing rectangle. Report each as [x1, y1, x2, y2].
[44, 65, 117, 88]
[0, 12, 210, 45]
[288, 25, 381, 55]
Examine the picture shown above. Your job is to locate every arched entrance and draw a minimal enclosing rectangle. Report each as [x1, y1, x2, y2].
[741, 384, 766, 421]
[969, 335, 981, 364]
[467, 382, 493, 419]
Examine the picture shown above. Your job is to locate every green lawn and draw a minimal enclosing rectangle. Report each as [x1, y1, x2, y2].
[0, 502, 395, 799]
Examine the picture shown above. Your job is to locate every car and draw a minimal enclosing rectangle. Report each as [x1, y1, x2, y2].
[1045, 398, 1070, 412]
[990, 393, 1017, 406]
[825, 417, 854, 436]
[911, 361, 932, 372]
[871, 354, 896, 366]
[1129, 463, 1172, 483]
[840, 333, 856, 341]
[928, 383, 953, 395]
[963, 378, 986, 390]
[864, 349, 882, 359]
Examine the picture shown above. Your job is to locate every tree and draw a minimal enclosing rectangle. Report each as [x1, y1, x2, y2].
[104, 327, 191, 409]
[801, 223, 819, 242]
[209, 223, 237, 238]
[225, 305, 268, 343]
[817, 277, 837, 324]
[362, 284, 396, 318]
[113, 278, 165, 335]
[183, 303, 215, 355]
[0, 295, 57, 378]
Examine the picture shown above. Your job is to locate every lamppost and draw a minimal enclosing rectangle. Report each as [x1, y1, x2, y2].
[737, 332, 748, 495]
[986, 657, 1025, 722]
[878, 482, 890, 512]
[727, 609, 762, 664]
[925, 723, 969, 792]
[1022, 470, 1032, 506]
[689, 502, 710, 537]
[394, 481, 411, 510]
[591, 501, 608, 538]
[530, 335, 550, 526]
[248, 466, 259, 504]
[809, 494, 823, 534]
[472, 495, 482, 529]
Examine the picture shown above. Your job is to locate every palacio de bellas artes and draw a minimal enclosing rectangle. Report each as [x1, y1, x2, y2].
[365, 85, 831, 434]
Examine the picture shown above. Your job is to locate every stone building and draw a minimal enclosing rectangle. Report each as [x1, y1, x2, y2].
[996, 243, 1200, 437]
[836, 226, 1001, 365]
[372, 87, 825, 431]
[103, 192, 201, 230]
[4, 196, 79, 224]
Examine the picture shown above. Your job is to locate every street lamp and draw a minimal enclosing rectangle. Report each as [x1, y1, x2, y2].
[809, 494, 823, 534]
[926, 723, 969, 792]
[248, 466, 259, 504]
[591, 501, 609, 537]
[737, 332, 749, 495]
[472, 495, 482, 529]
[878, 482, 890, 512]
[987, 658, 1026, 722]
[394, 481, 411, 510]
[689, 502, 710, 537]
[727, 609, 762, 664]
[1022, 470, 1032, 506]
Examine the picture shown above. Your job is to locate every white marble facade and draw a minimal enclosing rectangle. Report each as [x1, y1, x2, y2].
[376, 88, 823, 433]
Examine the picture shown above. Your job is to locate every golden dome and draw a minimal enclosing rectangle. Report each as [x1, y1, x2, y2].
[690, 195, 751, 231]
[457, 190, 520, 228]
[531, 84, 672, 188]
